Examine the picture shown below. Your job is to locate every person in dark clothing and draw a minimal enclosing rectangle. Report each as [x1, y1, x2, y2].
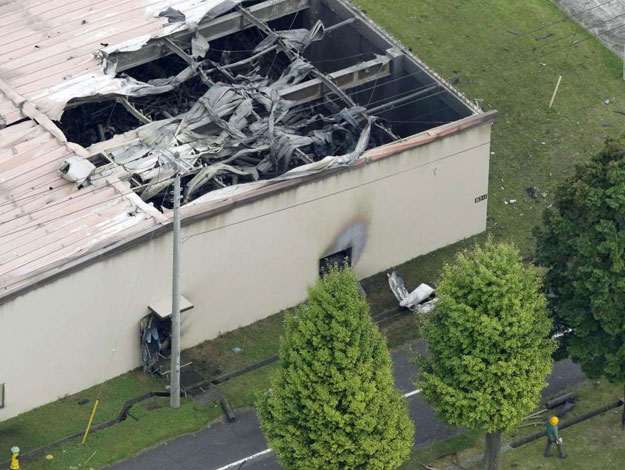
[544, 416, 567, 458]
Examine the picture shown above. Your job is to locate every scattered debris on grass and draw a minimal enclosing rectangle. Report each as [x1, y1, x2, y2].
[535, 32, 555, 41]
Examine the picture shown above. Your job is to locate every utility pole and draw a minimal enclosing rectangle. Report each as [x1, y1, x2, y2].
[170, 173, 181, 408]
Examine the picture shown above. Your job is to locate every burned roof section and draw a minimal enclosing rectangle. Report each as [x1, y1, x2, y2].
[50, 0, 479, 210]
[0, 0, 483, 296]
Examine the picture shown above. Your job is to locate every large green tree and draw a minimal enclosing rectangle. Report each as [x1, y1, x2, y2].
[257, 266, 413, 470]
[419, 240, 554, 470]
[535, 136, 625, 426]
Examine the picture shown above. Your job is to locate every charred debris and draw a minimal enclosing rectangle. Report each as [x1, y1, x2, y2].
[57, 3, 467, 210]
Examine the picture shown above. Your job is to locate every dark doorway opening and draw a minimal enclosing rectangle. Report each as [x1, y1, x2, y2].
[140, 314, 172, 374]
[319, 247, 352, 277]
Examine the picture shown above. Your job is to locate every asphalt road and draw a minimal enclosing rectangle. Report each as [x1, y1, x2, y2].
[109, 343, 585, 470]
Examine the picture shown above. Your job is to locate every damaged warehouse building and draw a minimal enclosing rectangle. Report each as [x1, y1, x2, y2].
[0, 0, 495, 418]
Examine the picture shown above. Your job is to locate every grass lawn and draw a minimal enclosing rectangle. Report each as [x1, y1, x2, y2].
[399, 380, 624, 469]
[355, 0, 625, 278]
[496, 409, 625, 470]
[0, 371, 222, 470]
[185, 308, 289, 379]
[400, 431, 483, 470]
[0, 372, 162, 455]
[220, 363, 280, 410]
[19, 399, 222, 470]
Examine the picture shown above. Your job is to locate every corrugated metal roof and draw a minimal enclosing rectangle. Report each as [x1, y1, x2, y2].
[0, 118, 161, 294]
[0, 0, 240, 124]
[0, 1, 241, 293]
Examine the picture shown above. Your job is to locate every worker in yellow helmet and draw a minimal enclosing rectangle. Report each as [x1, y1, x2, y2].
[544, 416, 567, 458]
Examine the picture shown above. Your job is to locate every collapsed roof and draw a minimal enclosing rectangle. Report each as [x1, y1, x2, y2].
[0, 0, 483, 296]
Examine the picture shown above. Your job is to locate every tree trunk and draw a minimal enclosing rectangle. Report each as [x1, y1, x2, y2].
[484, 431, 502, 470]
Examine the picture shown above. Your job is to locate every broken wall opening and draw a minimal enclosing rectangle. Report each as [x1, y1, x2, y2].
[55, 0, 476, 212]
[141, 295, 194, 373]
[140, 313, 172, 374]
[320, 247, 352, 277]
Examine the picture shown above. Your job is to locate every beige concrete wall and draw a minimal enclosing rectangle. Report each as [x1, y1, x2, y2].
[0, 122, 491, 419]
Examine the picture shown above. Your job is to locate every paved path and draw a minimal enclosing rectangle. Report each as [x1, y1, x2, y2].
[555, 0, 625, 58]
[109, 344, 585, 470]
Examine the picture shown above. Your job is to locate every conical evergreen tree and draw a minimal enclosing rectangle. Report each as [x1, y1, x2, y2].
[257, 266, 413, 470]
[420, 240, 554, 470]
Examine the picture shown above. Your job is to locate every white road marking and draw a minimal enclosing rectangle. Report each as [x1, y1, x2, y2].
[552, 328, 573, 339]
[211, 389, 423, 470]
[213, 448, 274, 470]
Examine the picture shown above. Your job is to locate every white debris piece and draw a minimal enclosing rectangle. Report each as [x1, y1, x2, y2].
[416, 298, 438, 313]
[400, 283, 434, 308]
[59, 157, 96, 186]
[387, 270, 437, 313]
[192, 32, 210, 58]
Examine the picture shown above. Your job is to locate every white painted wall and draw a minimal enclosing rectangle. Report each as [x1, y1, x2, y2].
[0, 121, 491, 419]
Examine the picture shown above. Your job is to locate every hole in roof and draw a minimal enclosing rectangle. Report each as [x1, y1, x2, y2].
[54, 1, 473, 212]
